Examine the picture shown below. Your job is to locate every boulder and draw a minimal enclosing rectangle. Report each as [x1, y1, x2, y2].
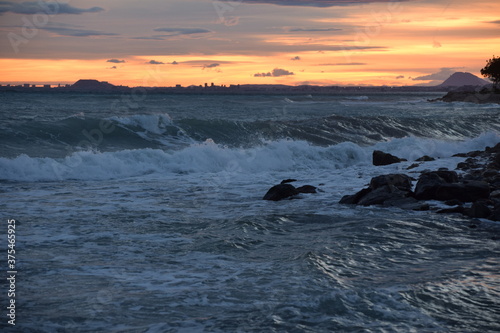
[263, 184, 299, 201]
[339, 188, 371, 205]
[296, 185, 317, 194]
[370, 174, 413, 191]
[416, 155, 435, 162]
[373, 150, 405, 166]
[414, 171, 458, 200]
[469, 201, 491, 218]
[357, 185, 410, 206]
[434, 181, 490, 202]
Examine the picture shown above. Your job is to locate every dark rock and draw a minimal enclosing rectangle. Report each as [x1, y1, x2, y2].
[358, 185, 410, 206]
[489, 205, 500, 221]
[281, 179, 297, 184]
[263, 184, 299, 201]
[339, 188, 371, 205]
[296, 185, 317, 194]
[416, 155, 435, 162]
[414, 171, 458, 200]
[407, 163, 420, 170]
[434, 181, 490, 202]
[373, 150, 404, 166]
[469, 201, 491, 218]
[490, 190, 500, 199]
[436, 206, 466, 215]
[369, 174, 413, 191]
[445, 199, 464, 206]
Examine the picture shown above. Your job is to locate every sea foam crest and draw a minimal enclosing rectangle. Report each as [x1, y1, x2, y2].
[0, 133, 498, 182]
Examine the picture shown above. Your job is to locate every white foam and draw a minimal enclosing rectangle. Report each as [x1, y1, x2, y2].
[0, 133, 498, 182]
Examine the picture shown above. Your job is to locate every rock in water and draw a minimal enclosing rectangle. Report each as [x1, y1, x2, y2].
[373, 150, 405, 166]
[296, 185, 317, 194]
[263, 184, 299, 201]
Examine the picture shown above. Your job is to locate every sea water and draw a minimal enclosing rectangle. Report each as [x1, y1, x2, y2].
[0, 91, 499, 332]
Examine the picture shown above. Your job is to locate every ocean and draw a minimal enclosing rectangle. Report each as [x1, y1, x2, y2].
[1, 91, 499, 332]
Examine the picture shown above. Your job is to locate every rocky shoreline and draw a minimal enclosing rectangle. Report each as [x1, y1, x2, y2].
[430, 87, 500, 104]
[339, 143, 500, 222]
[263, 142, 500, 223]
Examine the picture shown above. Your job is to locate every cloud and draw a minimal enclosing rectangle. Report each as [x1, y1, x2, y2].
[291, 56, 301, 61]
[288, 27, 342, 32]
[238, 0, 414, 7]
[148, 60, 165, 65]
[107, 59, 125, 63]
[171, 61, 179, 65]
[203, 63, 220, 70]
[0, 1, 103, 15]
[254, 68, 295, 77]
[153, 27, 212, 36]
[109, 66, 117, 69]
[395, 75, 404, 79]
[487, 20, 500, 24]
[40, 27, 118, 37]
[318, 62, 367, 66]
[412, 67, 457, 81]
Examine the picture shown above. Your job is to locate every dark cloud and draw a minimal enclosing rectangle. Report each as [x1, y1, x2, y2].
[203, 63, 220, 69]
[288, 27, 342, 32]
[487, 20, 500, 24]
[395, 75, 404, 79]
[41, 27, 118, 37]
[171, 61, 179, 65]
[153, 27, 212, 36]
[238, 0, 413, 7]
[107, 59, 125, 63]
[412, 67, 457, 81]
[291, 56, 301, 61]
[148, 60, 165, 65]
[0, 1, 103, 15]
[109, 66, 117, 69]
[254, 68, 295, 77]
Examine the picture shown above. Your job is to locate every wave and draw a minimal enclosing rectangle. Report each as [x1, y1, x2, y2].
[1, 110, 499, 158]
[1, 133, 498, 182]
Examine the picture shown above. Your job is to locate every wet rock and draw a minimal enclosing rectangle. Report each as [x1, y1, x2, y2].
[434, 181, 490, 202]
[370, 174, 413, 191]
[416, 155, 435, 162]
[357, 185, 411, 206]
[296, 185, 317, 194]
[263, 184, 299, 201]
[373, 150, 405, 166]
[469, 201, 491, 218]
[414, 171, 458, 200]
[339, 188, 371, 205]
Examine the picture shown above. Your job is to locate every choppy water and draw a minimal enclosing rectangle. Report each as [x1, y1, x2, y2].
[1, 91, 499, 332]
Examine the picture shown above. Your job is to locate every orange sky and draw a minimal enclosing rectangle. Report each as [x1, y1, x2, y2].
[0, 0, 498, 87]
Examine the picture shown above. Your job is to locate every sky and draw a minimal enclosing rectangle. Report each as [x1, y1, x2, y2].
[0, 0, 499, 87]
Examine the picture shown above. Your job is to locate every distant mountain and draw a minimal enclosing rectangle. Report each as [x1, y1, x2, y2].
[71, 79, 115, 90]
[437, 72, 489, 87]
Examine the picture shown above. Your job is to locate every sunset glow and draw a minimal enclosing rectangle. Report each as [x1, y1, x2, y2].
[1, 0, 498, 87]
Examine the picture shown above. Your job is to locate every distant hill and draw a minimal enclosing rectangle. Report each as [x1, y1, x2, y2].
[71, 79, 115, 90]
[437, 72, 489, 88]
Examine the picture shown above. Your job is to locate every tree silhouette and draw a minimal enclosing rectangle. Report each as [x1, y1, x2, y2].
[480, 56, 500, 89]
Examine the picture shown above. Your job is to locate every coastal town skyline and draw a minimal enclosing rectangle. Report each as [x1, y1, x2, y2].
[1, 0, 499, 87]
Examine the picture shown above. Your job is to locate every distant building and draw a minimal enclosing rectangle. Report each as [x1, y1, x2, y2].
[23, 84, 30, 88]
[176, 84, 182, 88]
[43, 84, 51, 88]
